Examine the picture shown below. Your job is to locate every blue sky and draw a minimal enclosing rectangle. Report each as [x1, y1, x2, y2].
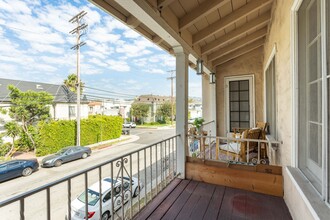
[0, 0, 202, 100]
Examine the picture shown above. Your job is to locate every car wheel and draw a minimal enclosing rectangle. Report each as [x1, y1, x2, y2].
[81, 153, 88, 159]
[133, 186, 140, 197]
[101, 212, 110, 220]
[22, 167, 33, 176]
[54, 160, 62, 167]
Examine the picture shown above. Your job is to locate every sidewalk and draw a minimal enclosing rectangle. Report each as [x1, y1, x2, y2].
[12, 134, 140, 160]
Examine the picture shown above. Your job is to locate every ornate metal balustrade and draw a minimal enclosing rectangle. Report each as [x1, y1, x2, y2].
[0, 135, 179, 220]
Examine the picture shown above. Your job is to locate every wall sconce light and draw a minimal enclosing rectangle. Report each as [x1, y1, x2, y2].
[196, 59, 203, 75]
[209, 72, 216, 84]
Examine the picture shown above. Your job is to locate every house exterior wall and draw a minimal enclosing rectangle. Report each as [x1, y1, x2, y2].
[263, 0, 317, 219]
[216, 47, 264, 137]
[52, 104, 89, 120]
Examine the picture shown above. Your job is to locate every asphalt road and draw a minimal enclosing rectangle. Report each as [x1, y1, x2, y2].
[0, 127, 176, 220]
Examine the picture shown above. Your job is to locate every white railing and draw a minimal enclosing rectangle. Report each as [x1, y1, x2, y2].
[187, 134, 281, 165]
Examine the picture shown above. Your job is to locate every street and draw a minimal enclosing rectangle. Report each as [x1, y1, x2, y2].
[0, 128, 176, 220]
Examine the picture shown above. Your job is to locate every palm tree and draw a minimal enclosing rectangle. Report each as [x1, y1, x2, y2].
[64, 74, 84, 93]
[4, 121, 20, 158]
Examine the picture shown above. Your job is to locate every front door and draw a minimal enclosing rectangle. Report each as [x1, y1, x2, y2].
[225, 76, 255, 133]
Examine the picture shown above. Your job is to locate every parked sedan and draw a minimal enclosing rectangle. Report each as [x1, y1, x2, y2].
[68, 176, 143, 220]
[0, 159, 39, 182]
[122, 122, 136, 128]
[41, 146, 91, 168]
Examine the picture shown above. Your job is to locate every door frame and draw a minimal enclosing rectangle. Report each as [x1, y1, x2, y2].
[224, 75, 255, 133]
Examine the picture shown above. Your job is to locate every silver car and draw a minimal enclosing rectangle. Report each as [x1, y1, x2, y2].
[41, 146, 91, 167]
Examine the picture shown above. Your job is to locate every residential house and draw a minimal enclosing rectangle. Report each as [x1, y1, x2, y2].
[0, 78, 89, 123]
[188, 97, 203, 119]
[88, 99, 133, 119]
[134, 94, 172, 122]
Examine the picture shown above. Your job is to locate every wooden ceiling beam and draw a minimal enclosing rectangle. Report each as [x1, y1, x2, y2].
[212, 38, 265, 67]
[207, 27, 268, 61]
[92, 0, 126, 22]
[152, 35, 163, 44]
[201, 12, 271, 54]
[157, 0, 176, 10]
[126, 15, 140, 28]
[193, 0, 272, 44]
[179, 0, 230, 31]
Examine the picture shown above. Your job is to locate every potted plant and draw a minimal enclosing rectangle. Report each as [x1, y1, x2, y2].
[193, 118, 204, 134]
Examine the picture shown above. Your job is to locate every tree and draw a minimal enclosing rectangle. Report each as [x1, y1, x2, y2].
[130, 103, 149, 124]
[4, 121, 20, 157]
[7, 85, 54, 153]
[64, 73, 84, 93]
[156, 102, 172, 122]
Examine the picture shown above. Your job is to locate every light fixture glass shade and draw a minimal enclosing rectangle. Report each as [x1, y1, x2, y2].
[209, 72, 216, 84]
[196, 59, 203, 75]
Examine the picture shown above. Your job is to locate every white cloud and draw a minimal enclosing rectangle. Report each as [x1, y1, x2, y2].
[107, 60, 130, 72]
[30, 43, 65, 54]
[145, 68, 165, 75]
[0, 0, 32, 15]
[116, 44, 152, 57]
[89, 57, 108, 67]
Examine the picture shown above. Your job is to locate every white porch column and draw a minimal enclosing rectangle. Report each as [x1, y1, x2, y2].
[174, 46, 188, 179]
[202, 75, 217, 136]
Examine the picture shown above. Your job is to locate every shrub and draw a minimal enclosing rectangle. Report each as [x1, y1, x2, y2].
[36, 115, 122, 156]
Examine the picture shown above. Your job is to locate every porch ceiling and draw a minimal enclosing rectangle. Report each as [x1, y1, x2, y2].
[90, 0, 274, 71]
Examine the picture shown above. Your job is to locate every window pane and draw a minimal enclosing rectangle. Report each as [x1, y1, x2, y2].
[308, 0, 319, 42]
[240, 102, 249, 111]
[230, 92, 239, 101]
[308, 41, 319, 82]
[229, 81, 239, 91]
[230, 102, 239, 111]
[240, 112, 249, 122]
[308, 123, 321, 165]
[240, 80, 249, 90]
[230, 112, 239, 121]
[240, 91, 249, 101]
[240, 122, 250, 129]
[308, 82, 321, 122]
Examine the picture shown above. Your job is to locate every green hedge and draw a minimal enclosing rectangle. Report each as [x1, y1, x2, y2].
[36, 115, 123, 156]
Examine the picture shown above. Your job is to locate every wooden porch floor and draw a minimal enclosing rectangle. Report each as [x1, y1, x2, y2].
[134, 178, 292, 220]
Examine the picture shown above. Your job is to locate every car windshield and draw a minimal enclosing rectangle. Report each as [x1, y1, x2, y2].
[78, 189, 100, 206]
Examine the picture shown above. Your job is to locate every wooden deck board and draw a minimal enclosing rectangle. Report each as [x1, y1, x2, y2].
[133, 178, 292, 220]
[133, 178, 181, 220]
[148, 179, 190, 219]
[162, 180, 199, 220]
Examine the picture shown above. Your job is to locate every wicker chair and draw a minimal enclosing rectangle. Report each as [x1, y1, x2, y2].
[219, 128, 262, 162]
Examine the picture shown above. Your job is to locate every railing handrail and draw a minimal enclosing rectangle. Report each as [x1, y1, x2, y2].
[0, 134, 180, 208]
[188, 134, 282, 145]
[202, 120, 215, 126]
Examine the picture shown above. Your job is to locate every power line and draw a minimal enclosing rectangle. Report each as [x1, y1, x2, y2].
[84, 86, 137, 97]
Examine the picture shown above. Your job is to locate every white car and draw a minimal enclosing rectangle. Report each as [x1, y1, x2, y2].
[69, 176, 142, 220]
[122, 122, 136, 128]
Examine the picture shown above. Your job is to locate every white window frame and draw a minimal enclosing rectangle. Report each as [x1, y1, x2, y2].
[264, 45, 277, 138]
[224, 75, 255, 134]
[292, 0, 328, 203]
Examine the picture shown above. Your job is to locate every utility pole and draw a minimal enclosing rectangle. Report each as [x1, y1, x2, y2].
[167, 70, 175, 125]
[69, 11, 88, 146]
